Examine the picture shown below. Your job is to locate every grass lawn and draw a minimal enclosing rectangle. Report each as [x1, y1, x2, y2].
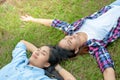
[0, 0, 120, 80]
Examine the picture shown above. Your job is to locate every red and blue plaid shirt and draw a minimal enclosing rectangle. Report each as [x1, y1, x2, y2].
[51, 5, 120, 73]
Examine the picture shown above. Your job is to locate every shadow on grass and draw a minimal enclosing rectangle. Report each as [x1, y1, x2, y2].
[0, 27, 11, 41]
[0, 27, 13, 54]
[0, 0, 6, 5]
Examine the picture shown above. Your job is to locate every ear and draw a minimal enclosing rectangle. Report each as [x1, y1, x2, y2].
[74, 47, 79, 54]
[44, 62, 50, 68]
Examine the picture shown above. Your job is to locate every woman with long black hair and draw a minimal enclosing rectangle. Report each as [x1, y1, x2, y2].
[0, 40, 76, 80]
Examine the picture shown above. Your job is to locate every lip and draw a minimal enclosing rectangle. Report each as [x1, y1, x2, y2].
[32, 53, 38, 59]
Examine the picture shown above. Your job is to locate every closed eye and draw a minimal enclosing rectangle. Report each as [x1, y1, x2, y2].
[42, 50, 48, 56]
[41, 52, 46, 56]
[67, 40, 72, 46]
[37, 48, 46, 56]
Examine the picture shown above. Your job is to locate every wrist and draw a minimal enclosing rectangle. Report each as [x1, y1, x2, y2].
[56, 65, 63, 72]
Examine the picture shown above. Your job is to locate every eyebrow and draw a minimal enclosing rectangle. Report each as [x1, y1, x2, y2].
[67, 40, 72, 46]
[65, 40, 71, 50]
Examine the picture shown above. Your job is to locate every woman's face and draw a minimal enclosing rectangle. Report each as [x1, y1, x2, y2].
[29, 46, 51, 68]
[59, 34, 81, 53]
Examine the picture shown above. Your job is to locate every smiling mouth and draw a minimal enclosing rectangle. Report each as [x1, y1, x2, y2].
[73, 34, 77, 39]
[32, 53, 37, 59]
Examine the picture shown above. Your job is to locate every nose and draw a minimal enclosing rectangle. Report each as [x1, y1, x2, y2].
[35, 50, 39, 56]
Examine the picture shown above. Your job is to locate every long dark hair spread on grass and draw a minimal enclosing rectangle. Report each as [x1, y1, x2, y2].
[48, 45, 76, 66]
[45, 46, 76, 80]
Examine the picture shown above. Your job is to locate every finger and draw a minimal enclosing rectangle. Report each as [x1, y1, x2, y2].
[25, 14, 30, 17]
[21, 15, 27, 18]
[20, 16, 24, 19]
[20, 18, 25, 21]
[20, 16, 27, 21]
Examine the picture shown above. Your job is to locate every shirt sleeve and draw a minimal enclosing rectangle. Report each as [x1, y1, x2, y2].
[51, 19, 71, 34]
[12, 42, 27, 62]
[41, 75, 57, 80]
[87, 40, 114, 73]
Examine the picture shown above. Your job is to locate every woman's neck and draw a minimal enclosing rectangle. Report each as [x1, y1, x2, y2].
[77, 32, 88, 45]
[28, 61, 43, 68]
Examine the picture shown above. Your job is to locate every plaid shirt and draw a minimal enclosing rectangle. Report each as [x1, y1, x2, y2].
[51, 5, 120, 73]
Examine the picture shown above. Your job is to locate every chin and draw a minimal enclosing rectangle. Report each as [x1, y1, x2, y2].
[29, 59, 35, 66]
[29, 57, 34, 63]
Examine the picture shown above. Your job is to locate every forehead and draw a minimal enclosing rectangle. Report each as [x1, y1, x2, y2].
[41, 46, 50, 49]
[40, 46, 50, 53]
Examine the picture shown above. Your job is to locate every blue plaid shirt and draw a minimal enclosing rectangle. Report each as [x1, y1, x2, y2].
[51, 5, 120, 72]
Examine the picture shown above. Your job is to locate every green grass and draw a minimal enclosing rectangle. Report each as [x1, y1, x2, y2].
[0, 0, 120, 80]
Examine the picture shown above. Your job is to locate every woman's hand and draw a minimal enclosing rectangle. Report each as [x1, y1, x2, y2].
[20, 15, 53, 27]
[55, 64, 76, 80]
[20, 15, 34, 22]
[20, 40, 37, 53]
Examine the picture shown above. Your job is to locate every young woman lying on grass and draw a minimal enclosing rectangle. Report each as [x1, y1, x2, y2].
[0, 40, 76, 80]
[21, 0, 120, 80]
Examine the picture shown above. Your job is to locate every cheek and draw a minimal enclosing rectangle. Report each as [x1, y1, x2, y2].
[38, 56, 49, 63]
[72, 39, 77, 45]
[35, 58, 46, 66]
[75, 38, 80, 44]
[72, 40, 78, 48]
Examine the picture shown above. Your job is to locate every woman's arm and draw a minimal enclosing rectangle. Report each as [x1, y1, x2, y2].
[103, 67, 116, 80]
[20, 15, 53, 27]
[55, 64, 76, 80]
[21, 15, 71, 35]
[20, 40, 37, 53]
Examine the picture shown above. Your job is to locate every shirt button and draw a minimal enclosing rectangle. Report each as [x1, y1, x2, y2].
[15, 67, 17, 70]
[30, 67, 33, 70]
[5, 75, 8, 77]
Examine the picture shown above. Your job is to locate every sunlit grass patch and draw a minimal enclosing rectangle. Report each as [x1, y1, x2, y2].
[0, 0, 119, 80]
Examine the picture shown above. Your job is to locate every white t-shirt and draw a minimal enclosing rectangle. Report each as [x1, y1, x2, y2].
[74, 5, 120, 40]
